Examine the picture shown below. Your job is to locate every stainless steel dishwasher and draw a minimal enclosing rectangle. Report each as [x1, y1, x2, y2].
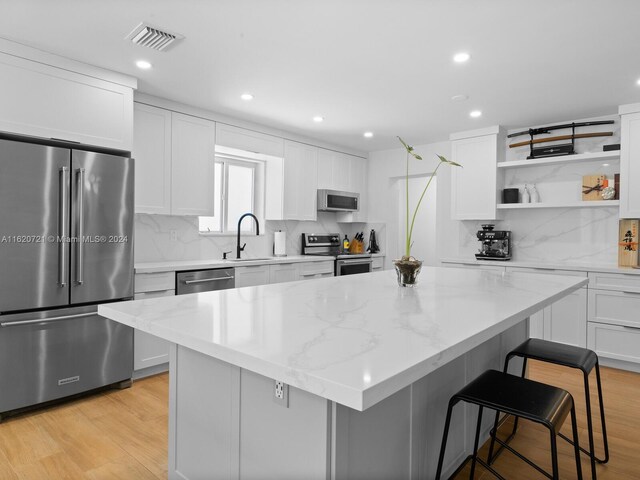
[176, 268, 235, 295]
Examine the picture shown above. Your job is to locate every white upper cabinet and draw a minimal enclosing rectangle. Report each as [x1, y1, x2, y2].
[133, 105, 216, 216]
[133, 104, 172, 215]
[349, 155, 368, 221]
[215, 124, 284, 157]
[171, 112, 216, 216]
[0, 51, 134, 151]
[619, 105, 640, 218]
[271, 140, 317, 221]
[317, 149, 351, 191]
[450, 126, 505, 220]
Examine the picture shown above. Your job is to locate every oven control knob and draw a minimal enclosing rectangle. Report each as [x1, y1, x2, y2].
[310, 236, 316, 242]
[331, 236, 338, 242]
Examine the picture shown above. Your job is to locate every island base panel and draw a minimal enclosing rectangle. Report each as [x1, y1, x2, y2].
[169, 321, 527, 480]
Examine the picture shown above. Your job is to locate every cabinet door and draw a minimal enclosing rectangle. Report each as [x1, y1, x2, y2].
[588, 322, 640, 365]
[544, 288, 587, 347]
[450, 132, 500, 220]
[133, 103, 172, 214]
[0, 52, 133, 151]
[133, 289, 174, 371]
[350, 155, 368, 221]
[171, 112, 216, 216]
[528, 309, 545, 339]
[620, 112, 640, 218]
[235, 265, 270, 287]
[317, 149, 350, 191]
[283, 141, 317, 221]
[269, 263, 299, 284]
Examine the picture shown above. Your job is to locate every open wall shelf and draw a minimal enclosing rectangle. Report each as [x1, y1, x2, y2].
[497, 200, 620, 210]
[497, 151, 620, 169]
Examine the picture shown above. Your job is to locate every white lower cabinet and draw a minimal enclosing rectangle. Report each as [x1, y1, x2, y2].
[372, 256, 385, 271]
[298, 260, 334, 280]
[235, 265, 271, 288]
[588, 286, 640, 369]
[133, 271, 176, 374]
[588, 322, 640, 365]
[269, 263, 299, 284]
[506, 267, 588, 347]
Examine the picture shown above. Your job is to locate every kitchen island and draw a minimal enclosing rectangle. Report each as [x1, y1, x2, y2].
[99, 267, 587, 480]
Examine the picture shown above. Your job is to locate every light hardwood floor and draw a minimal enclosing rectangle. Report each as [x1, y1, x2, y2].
[0, 363, 638, 479]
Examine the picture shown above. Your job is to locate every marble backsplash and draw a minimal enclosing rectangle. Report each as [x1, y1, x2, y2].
[134, 213, 386, 263]
[457, 207, 619, 265]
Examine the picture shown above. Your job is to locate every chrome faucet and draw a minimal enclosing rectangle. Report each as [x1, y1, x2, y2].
[236, 213, 260, 259]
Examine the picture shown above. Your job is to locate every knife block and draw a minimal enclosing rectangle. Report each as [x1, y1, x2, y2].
[349, 240, 364, 254]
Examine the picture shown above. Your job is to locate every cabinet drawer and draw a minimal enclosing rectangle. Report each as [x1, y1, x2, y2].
[300, 272, 334, 281]
[299, 261, 334, 277]
[135, 272, 175, 293]
[506, 267, 587, 278]
[588, 289, 640, 328]
[443, 262, 506, 272]
[588, 322, 640, 364]
[372, 257, 384, 270]
[588, 272, 640, 293]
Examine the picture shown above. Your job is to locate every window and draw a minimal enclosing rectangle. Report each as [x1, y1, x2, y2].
[199, 156, 260, 234]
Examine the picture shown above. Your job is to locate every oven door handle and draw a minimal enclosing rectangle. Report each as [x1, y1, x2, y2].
[337, 259, 373, 265]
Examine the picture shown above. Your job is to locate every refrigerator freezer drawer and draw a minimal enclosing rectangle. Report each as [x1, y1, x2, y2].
[0, 307, 133, 414]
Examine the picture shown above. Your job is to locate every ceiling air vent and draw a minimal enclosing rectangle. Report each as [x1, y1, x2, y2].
[126, 22, 183, 52]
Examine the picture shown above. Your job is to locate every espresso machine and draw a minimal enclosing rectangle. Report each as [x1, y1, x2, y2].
[476, 224, 511, 260]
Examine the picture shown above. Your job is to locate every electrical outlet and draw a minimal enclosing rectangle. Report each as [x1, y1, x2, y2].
[170, 230, 178, 242]
[274, 380, 289, 407]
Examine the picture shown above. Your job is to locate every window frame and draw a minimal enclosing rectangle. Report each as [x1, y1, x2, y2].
[199, 154, 263, 235]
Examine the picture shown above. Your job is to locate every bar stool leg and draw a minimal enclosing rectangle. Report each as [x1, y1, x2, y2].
[595, 362, 610, 463]
[469, 405, 484, 479]
[550, 430, 560, 480]
[570, 404, 584, 480]
[487, 355, 527, 464]
[435, 399, 457, 480]
[583, 370, 598, 480]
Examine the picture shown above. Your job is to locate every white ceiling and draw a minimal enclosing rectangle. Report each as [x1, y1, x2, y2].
[1, 0, 639, 152]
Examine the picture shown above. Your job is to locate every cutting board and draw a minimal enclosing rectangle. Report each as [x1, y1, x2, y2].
[619, 220, 639, 267]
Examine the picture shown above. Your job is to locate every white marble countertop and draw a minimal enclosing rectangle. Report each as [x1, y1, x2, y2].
[441, 257, 640, 275]
[135, 255, 333, 274]
[100, 267, 586, 411]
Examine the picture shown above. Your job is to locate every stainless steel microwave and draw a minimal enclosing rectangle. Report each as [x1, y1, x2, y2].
[317, 189, 360, 212]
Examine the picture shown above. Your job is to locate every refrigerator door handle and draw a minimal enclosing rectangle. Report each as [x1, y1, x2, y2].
[76, 168, 85, 285]
[0, 312, 98, 328]
[58, 166, 68, 287]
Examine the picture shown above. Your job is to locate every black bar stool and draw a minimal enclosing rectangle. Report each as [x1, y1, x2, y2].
[435, 369, 582, 480]
[488, 339, 609, 480]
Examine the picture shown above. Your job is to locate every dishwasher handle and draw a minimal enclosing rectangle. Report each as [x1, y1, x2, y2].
[183, 276, 235, 285]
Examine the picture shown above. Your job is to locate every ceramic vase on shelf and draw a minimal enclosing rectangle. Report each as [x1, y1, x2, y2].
[393, 257, 423, 287]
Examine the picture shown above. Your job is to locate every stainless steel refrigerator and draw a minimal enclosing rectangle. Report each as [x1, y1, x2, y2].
[0, 135, 134, 418]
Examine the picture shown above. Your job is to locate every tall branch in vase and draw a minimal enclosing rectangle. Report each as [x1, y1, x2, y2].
[397, 137, 461, 260]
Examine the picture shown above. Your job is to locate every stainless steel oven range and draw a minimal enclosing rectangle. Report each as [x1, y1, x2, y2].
[301, 233, 372, 276]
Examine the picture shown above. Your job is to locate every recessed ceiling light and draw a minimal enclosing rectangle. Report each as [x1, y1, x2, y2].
[451, 94, 469, 102]
[453, 52, 470, 63]
[135, 60, 152, 70]
[363, 132, 374, 138]
[313, 116, 324, 123]
[637, 78, 640, 86]
[240, 93, 254, 101]
[602, 163, 610, 167]
[469, 110, 482, 118]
